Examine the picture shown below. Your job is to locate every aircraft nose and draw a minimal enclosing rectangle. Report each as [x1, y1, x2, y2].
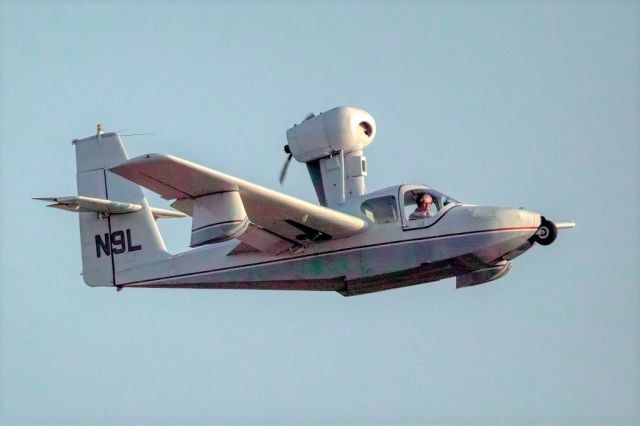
[495, 207, 539, 229]
[469, 206, 540, 230]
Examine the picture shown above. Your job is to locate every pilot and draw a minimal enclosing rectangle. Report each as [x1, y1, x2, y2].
[409, 193, 434, 220]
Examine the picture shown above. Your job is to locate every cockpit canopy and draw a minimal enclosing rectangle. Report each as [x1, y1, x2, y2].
[357, 185, 460, 225]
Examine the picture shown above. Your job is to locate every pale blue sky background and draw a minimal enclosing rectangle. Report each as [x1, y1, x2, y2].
[1, 1, 638, 425]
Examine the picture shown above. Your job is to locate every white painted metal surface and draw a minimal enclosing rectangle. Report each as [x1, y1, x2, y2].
[189, 191, 248, 247]
[33, 195, 141, 214]
[285, 106, 376, 206]
[285, 106, 375, 163]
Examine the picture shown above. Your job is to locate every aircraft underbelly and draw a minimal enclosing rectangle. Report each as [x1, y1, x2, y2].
[124, 228, 532, 295]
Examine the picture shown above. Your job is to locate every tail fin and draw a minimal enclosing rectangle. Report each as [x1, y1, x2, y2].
[74, 130, 170, 286]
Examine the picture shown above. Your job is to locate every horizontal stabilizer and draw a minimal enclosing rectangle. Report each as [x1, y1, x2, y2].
[34, 196, 141, 214]
[149, 207, 188, 219]
[34, 196, 186, 219]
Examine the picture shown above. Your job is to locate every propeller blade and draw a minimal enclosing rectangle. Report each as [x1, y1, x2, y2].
[279, 153, 293, 185]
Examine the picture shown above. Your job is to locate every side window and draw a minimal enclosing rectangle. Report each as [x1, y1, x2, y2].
[360, 196, 398, 224]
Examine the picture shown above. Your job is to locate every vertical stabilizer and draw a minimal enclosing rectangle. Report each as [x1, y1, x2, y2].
[74, 130, 169, 286]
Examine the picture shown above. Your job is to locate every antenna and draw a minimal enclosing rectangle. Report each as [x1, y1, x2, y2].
[385, 161, 406, 185]
[120, 132, 155, 137]
[114, 128, 155, 137]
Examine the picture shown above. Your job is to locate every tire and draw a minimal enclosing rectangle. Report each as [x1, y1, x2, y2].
[535, 217, 557, 246]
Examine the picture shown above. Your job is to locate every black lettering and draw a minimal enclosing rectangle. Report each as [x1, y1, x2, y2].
[95, 233, 110, 258]
[126, 229, 142, 252]
[95, 229, 142, 257]
[111, 230, 126, 254]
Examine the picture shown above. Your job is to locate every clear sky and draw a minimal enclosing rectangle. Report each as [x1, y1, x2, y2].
[1, 1, 638, 425]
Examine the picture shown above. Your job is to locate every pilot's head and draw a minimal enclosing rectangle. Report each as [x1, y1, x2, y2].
[417, 193, 433, 206]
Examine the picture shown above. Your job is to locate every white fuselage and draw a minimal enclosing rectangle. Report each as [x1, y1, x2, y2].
[118, 185, 540, 296]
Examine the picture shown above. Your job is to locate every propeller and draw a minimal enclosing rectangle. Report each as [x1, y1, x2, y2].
[279, 113, 313, 184]
[279, 144, 293, 185]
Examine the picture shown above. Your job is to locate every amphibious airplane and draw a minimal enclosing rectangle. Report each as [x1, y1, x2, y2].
[36, 106, 574, 296]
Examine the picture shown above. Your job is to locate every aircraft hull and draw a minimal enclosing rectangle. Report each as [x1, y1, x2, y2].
[122, 222, 537, 296]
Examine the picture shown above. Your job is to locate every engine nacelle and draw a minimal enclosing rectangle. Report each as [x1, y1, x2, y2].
[190, 191, 249, 247]
[286, 106, 376, 163]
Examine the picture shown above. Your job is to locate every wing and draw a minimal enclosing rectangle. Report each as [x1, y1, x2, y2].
[110, 154, 367, 254]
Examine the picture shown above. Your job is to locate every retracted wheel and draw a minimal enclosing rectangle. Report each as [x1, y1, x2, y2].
[535, 217, 557, 246]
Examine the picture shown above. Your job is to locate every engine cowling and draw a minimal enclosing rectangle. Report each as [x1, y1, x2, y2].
[285, 106, 376, 163]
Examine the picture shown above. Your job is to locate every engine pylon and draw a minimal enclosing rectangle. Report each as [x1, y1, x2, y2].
[284, 106, 376, 207]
